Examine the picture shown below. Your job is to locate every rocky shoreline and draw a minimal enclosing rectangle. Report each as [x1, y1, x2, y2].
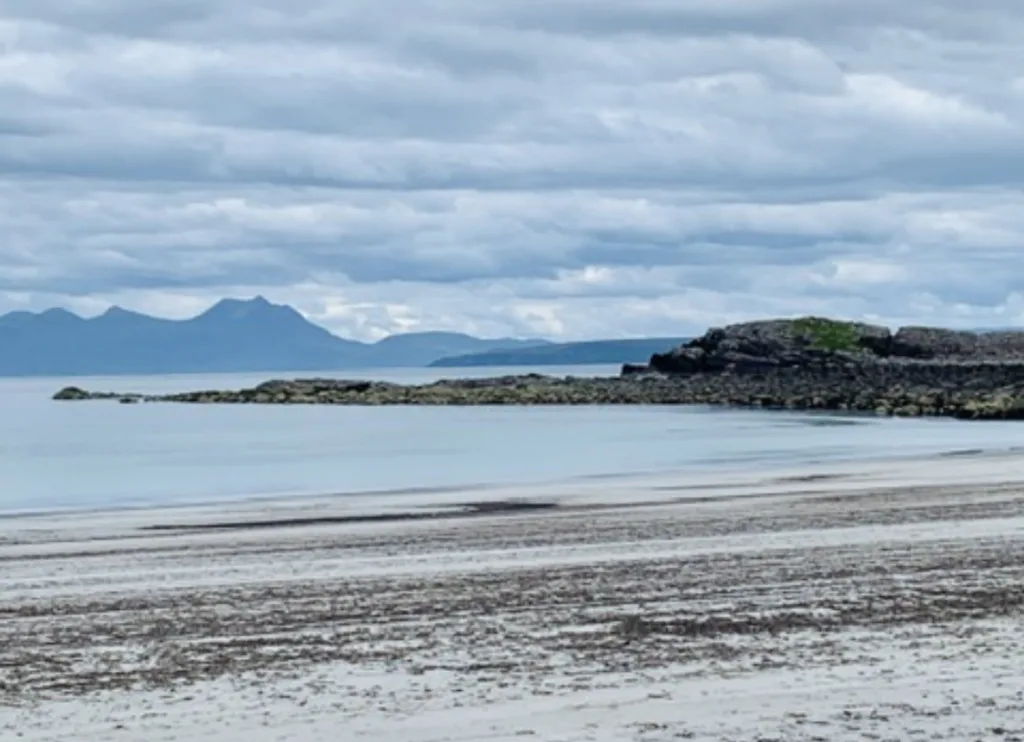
[52, 318, 1024, 420]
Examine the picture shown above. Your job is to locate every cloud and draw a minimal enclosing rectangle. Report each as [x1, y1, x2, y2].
[2, 0, 1024, 340]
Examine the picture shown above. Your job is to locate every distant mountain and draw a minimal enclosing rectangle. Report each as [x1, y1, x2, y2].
[364, 331, 546, 367]
[0, 297, 544, 377]
[430, 337, 689, 368]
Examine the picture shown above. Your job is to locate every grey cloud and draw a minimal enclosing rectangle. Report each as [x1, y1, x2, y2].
[485, 0, 1023, 43]
[0, 118, 55, 137]
[2, 0, 217, 37]
[3, 0, 1024, 338]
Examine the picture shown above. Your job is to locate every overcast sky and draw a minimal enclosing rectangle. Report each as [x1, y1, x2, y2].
[2, 0, 1024, 340]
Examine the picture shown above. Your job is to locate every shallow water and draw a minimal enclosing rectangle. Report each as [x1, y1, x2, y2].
[2, 364, 1023, 513]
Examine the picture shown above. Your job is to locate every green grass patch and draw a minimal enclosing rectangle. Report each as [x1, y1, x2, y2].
[790, 317, 863, 352]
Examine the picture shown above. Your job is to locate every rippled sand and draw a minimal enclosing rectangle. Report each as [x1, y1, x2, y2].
[2, 452, 1023, 741]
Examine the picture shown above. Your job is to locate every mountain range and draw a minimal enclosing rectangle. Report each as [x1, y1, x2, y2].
[0, 296, 698, 377]
[0, 297, 547, 377]
[11, 298, 1014, 378]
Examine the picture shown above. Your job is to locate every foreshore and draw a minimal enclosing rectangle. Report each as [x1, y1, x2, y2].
[3, 451, 1023, 741]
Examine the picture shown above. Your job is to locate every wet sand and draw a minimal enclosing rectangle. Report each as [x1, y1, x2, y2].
[2, 452, 1023, 741]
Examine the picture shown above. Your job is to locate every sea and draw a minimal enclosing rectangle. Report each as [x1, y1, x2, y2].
[2, 364, 1022, 515]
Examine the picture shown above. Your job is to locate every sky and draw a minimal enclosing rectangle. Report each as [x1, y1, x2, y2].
[2, 0, 1024, 341]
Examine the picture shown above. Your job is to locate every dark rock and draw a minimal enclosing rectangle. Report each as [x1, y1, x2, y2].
[647, 318, 891, 374]
[891, 327, 979, 359]
[53, 386, 126, 401]
[639, 317, 1024, 375]
[53, 386, 91, 400]
[620, 363, 651, 376]
[981, 331, 1024, 359]
[649, 346, 706, 374]
[892, 327, 1024, 360]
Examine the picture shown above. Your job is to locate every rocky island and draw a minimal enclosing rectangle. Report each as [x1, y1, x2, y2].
[53, 317, 1024, 419]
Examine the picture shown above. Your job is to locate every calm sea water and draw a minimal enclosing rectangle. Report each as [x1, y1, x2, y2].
[2, 364, 1022, 514]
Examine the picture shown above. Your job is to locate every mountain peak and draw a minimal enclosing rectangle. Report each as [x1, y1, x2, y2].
[0, 307, 84, 333]
[197, 295, 294, 321]
[93, 305, 168, 328]
[40, 307, 83, 320]
[220, 294, 272, 309]
[99, 305, 141, 319]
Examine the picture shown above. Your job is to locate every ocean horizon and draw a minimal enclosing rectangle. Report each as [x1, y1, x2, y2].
[4, 364, 1022, 515]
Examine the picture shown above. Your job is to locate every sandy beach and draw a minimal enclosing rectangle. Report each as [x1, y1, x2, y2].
[2, 452, 1023, 741]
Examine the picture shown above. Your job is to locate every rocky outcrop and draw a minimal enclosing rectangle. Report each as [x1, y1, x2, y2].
[51, 361, 1024, 419]
[889, 327, 1024, 360]
[643, 318, 892, 375]
[52, 317, 1024, 421]
[53, 386, 91, 400]
[52, 386, 134, 402]
[637, 317, 1024, 375]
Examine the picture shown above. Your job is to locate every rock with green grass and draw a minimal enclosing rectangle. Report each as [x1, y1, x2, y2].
[646, 317, 891, 374]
